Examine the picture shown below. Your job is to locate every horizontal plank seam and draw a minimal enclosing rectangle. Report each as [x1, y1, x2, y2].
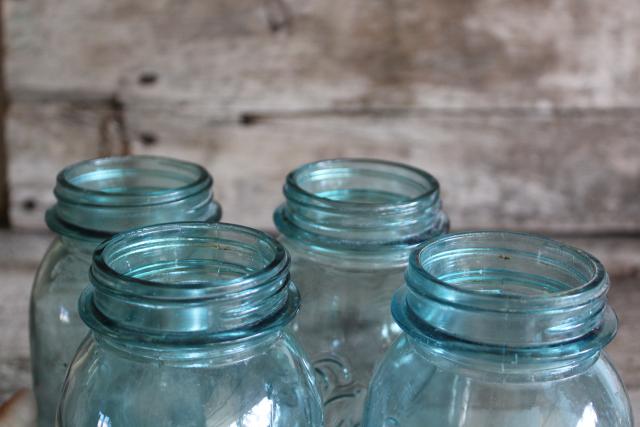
[8, 94, 640, 121]
[0, 0, 9, 228]
[0, 262, 40, 271]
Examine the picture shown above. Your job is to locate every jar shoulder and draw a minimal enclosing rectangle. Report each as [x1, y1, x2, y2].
[364, 336, 633, 427]
[58, 334, 323, 426]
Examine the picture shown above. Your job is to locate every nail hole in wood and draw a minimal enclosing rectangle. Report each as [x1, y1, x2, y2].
[138, 72, 159, 86]
[268, 21, 286, 33]
[239, 113, 259, 126]
[139, 132, 158, 146]
[22, 198, 37, 211]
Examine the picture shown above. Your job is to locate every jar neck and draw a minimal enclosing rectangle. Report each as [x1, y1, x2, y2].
[47, 156, 221, 240]
[80, 223, 299, 345]
[274, 159, 449, 258]
[393, 232, 617, 377]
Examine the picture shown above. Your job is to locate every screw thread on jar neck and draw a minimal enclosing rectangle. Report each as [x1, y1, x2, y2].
[47, 156, 221, 240]
[393, 231, 617, 377]
[80, 223, 299, 346]
[274, 159, 449, 257]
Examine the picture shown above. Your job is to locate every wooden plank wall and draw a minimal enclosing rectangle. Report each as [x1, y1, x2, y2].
[3, 0, 640, 233]
[0, 0, 8, 227]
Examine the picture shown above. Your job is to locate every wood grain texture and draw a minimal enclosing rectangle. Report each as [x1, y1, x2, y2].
[6, 101, 126, 229]
[0, 0, 8, 227]
[0, 231, 49, 403]
[8, 101, 640, 232]
[0, 389, 36, 427]
[0, 231, 638, 415]
[6, 0, 640, 117]
[125, 108, 640, 233]
[0, 268, 34, 403]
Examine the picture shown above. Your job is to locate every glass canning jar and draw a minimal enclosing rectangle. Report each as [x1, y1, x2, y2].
[273, 159, 449, 425]
[363, 231, 633, 427]
[31, 156, 221, 426]
[56, 223, 323, 427]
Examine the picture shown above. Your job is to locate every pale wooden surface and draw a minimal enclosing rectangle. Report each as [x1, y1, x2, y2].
[4, 0, 640, 233]
[6, 0, 640, 114]
[0, 389, 36, 426]
[0, 230, 639, 416]
[7, 102, 640, 233]
[6, 102, 124, 229]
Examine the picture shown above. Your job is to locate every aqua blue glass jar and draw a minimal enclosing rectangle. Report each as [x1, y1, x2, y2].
[363, 231, 633, 426]
[56, 222, 323, 427]
[31, 156, 221, 426]
[273, 159, 449, 425]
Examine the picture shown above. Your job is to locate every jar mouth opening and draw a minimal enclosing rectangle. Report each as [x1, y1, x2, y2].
[397, 232, 614, 354]
[412, 231, 605, 304]
[56, 155, 211, 207]
[286, 158, 440, 211]
[92, 222, 287, 297]
[84, 222, 297, 343]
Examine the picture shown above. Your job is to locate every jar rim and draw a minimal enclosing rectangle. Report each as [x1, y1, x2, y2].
[394, 231, 616, 359]
[275, 158, 449, 254]
[409, 231, 606, 307]
[55, 155, 212, 206]
[285, 158, 441, 212]
[82, 222, 298, 344]
[91, 222, 287, 296]
[47, 156, 221, 238]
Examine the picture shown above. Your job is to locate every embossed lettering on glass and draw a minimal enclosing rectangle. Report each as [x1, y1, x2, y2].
[274, 159, 449, 425]
[30, 156, 221, 426]
[56, 223, 323, 427]
[364, 231, 633, 426]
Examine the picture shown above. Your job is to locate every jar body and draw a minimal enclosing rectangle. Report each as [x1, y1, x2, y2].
[30, 156, 221, 426]
[30, 237, 97, 425]
[57, 331, 323, 427]
[365, 231, 635, 426]
[363, 335, 633, 427]
[56, 222, 321, 426]
[274, 159, 449, 425]
[283, 241, 406, 425]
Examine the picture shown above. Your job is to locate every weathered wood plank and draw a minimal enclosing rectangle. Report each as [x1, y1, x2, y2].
[607, 272, 640, 391]
[0, 230, 51, 270]
[0, 389, 36, 427]
[0, 101, 8, 228]
[6, 0, 640, 116]
[125, 108, 640, 233]
[0, 267, 32, 402]
[6, 101, 125, 229]
[9, 103, 640, 232]
[0, 231, 50, 402]
[0, 232, 638, 415]
[0, 0, 8, 227]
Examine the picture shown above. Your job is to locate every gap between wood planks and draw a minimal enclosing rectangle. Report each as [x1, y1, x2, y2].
[0, 0, 10, 228]
[10, 91, 640, 121]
